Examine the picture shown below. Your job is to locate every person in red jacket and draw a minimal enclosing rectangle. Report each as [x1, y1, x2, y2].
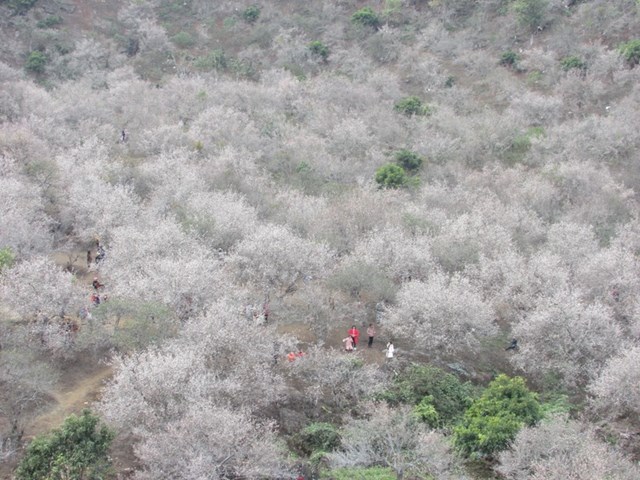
[348, 325, 360, 350]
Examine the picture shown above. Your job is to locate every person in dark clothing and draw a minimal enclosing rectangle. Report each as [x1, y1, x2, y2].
[505, 338, 518, 351]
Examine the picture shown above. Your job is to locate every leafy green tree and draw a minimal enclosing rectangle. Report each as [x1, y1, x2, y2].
[375, 163, 407, 189]
[560, 55, 586, 72]
[513, 0, 548, 30]
[242, 5, 261, 24]
[393, 96, 430, 116]
[618, 39, 640, 67]
[25, 51, 47, 74]
[296, 422, 341, 456]
[394, 149, 423, 172]
[351, 7, 381, 29]
[16, 410, 115, 480]
[308, 40, 329, 61]
[454, 375, 542, 458]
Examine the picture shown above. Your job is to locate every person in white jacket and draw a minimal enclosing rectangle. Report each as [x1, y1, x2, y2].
[386, 341, 395, 359]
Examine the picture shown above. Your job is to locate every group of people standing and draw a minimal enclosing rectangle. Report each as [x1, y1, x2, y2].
[343, 324, 394, 359]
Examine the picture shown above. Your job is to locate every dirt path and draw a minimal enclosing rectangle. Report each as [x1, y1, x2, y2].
[23, 365, 113, 441]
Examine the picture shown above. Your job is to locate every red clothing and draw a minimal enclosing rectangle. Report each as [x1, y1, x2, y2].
[348, 327, 360, 346]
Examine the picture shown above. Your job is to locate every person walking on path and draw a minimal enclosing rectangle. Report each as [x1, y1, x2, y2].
[386, 340, 395, 360]
[367, 323, 376, 348]
[87, 250, 92, 269]
[348, 325, 360, 350]
[342, 336, 354, 352]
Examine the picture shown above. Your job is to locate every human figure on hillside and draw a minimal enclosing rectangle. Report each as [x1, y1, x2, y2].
[367, 323, 376, 348]
[262, 297, 270, 323]
[505, 338, 518, 351]
[86, 250, 92, 269]
[90, 292, 100, 305]
[348, 325, 360, 350]
[92, 277, 104, 290]
[343, 336, 354, 352]
[121, 129, 127, 143]
[95, 244, 106, 264]
[386, 340, 395, 360]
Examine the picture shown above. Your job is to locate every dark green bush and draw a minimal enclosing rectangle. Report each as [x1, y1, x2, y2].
[560, 55, 586, 72]
[243, 5, 261, 24]
[351, 7, 380, 29]
[499, 50, 520, 68]
[308, 40, 329, 61]
[375, 163, 407, 188]
[36, 15, 63, 28]
[618, 39, 640, 67]
[16, 410, 114, 480]
[453, 375, 542, 458]
[379, 364, 476, 427]
[395, 149, 423, 172]
[393, 96, 430, 116]
[25, 51, 47, 74]
[297, 422, 341, 456]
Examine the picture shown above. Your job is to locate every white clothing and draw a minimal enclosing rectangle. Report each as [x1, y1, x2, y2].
[386, 343, 394, 358]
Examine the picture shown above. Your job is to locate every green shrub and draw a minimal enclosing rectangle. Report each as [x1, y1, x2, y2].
[513, 0, 548, 30]
[243, 5, 261, 24]
[25, 51, 47, 74]
[351, 6, 381, 29]
[454, 375, 542, 458]
[499, 50, 520, 68]
[194, 49, 227, 71]
[296, 422, 341, 455]
[394, 96, 430, 116]
[322, 466, 396, 480]
[394, 149, 423, 171]
[36, 15, 63, 28]
[560, 55, 586, 72]
[413, 395, 440, 427]
[0, 247, 15, 271]
[16, 410, 114, 480]
[618, 39, 640, 67]
[171, 31, 196, 48]
[375, 163, 407, 188]
[308, 40, 329, 61]
[380, 364, 476, 427]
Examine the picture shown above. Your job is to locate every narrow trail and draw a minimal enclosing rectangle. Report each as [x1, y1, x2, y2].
[23, 365, 113, 441]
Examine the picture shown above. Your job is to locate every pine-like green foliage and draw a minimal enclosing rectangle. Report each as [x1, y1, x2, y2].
[375, 163, 407, 188]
